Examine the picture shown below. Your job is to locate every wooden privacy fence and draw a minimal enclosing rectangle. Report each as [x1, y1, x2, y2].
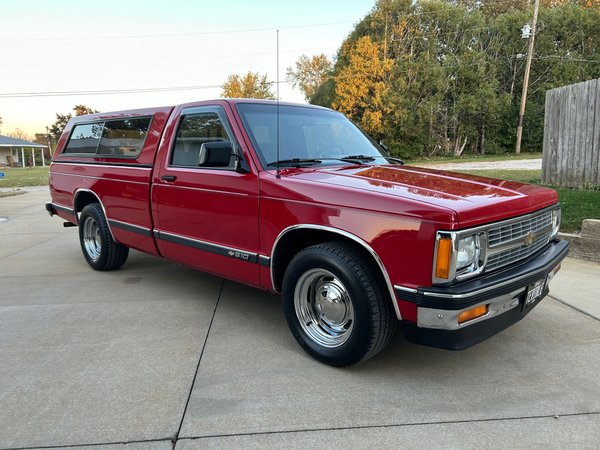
[542, 78, 600, 187]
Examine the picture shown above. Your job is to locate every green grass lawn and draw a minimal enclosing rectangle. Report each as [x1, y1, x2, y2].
[0, 166, 50, 188]
[455, 169, 542, 184]
[457, 169, 600, 233]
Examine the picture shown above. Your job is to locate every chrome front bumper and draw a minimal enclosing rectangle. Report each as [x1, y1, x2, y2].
[396, 239, 569, 349]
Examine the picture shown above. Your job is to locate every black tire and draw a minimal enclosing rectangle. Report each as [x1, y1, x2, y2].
[282, 241, 396, 367]
[79, 203, 129, 271]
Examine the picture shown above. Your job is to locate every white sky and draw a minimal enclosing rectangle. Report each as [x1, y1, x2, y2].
[0, 0, 375, 138]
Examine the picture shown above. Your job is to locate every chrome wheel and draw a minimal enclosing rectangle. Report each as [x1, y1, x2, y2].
[82, 216, 101, 261]
[294, 269, 355, 348]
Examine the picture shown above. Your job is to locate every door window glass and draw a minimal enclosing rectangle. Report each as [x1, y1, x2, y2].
[171, 113, 232, 167]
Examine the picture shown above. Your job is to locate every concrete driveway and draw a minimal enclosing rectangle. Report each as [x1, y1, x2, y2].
[1, 190, 599, 449]
[417, 158, 542, 171]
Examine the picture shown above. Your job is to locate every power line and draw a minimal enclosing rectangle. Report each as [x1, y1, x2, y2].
[0, 58, 500, 99]
[0, 58, 502, 99]
[0, 85, 222, 98]
[3, 52, 596, 99]
[533, 55, 600, 63]
[0, 81, 292, 99]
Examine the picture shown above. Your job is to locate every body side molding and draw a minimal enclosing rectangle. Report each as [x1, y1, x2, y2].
[153, 229, 268, 265]
[108, 219, 153, 237]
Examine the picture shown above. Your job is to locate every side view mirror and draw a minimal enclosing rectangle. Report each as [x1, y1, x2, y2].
[198, 141, 250, 172]
[198, 142, 233, 167]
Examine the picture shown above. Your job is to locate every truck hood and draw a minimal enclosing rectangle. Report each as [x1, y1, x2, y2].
[285, 164, 558, 228]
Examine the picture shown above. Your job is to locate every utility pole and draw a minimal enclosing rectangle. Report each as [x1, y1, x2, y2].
[515, 0, 540, 154]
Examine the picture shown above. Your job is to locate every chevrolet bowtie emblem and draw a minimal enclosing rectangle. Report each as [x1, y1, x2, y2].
[524, 232, 536, 246]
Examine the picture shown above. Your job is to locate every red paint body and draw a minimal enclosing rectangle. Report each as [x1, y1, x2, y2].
[49, 99, 559, 324]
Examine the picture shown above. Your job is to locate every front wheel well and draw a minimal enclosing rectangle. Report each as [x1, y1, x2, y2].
[271, 228, 389, 297]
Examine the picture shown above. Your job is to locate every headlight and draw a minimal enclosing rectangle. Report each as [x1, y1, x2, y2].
[457, 235, 476, 270]
[433, 232, 485, 284]
[551, 206, 561, 238]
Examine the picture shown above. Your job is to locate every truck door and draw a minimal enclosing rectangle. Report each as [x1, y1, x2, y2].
[151, 104, 260, 286]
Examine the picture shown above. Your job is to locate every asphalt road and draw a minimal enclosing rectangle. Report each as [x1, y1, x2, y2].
[1, 190, 599, 450]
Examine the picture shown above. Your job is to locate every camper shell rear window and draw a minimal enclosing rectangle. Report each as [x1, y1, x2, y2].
[62, 117, 152, 158]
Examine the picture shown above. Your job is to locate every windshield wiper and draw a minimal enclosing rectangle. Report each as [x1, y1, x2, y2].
[267, 155, 400, 168]
[343, 154, 405, 165]
[341, 154, 376, 162]
[316, 155, 376, 166]
[386, 156, 405, 165]
[267, 158, 323, 167]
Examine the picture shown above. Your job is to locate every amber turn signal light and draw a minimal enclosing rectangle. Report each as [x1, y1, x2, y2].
[458, 304, 489, 324]
[435, 238, 452, 279]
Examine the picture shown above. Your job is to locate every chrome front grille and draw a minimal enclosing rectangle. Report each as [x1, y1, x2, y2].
[486, 233, 550, 271]
[488, 210, 552, 248]
[485, 209, 554, 272]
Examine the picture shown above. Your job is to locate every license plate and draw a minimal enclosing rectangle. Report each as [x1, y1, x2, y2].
[525, 278, 546, 306]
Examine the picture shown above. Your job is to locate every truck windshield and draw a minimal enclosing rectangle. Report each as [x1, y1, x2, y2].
[236, 103, 389, 169]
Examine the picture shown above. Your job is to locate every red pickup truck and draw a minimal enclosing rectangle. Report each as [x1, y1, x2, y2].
[46, 99, 568, 366]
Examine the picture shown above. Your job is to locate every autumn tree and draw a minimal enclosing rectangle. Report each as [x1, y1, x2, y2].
[287, 54, 333, 101]
[46, 104, 99, 148]
[221, 72, 275, 99]
[73, 105, 98, 116]
[332, 36, 393, 137]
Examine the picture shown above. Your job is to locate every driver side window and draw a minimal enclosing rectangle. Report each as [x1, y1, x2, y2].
[171, 112, 233, 168]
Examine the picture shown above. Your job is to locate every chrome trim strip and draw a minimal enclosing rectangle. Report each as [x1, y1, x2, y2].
[108, 219, 153, 237]
[73, 189, 117, 242]
[421, 255, 556, 300]
[155, 230, 259, 264]
[53, 160, 153, 169]
[270, 224, 402, 320]
[258, 255, 271, 267]
[155, 182, 250, 197]
[395, 285, 417, 294]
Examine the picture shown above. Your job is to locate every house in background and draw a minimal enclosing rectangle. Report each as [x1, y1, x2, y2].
[0, 135, 49, 167]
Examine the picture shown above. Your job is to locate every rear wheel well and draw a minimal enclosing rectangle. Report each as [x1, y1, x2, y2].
[74, 191, 101, 219]
[271, 228, 389, 297]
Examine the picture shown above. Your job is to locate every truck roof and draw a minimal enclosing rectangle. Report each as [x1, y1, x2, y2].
[69, 99, 329, 123]
[69, 106, 174, 124]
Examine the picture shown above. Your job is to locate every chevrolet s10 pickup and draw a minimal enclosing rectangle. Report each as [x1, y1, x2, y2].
[46, 99, 569, 366]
